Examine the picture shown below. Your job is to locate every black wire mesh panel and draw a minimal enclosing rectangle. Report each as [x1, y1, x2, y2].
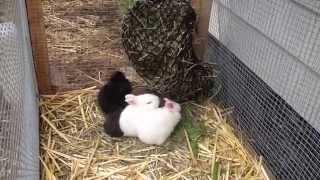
[0, 0, 39, 179]
[208, 0, 320, 179]
[209, 35, 320, 179]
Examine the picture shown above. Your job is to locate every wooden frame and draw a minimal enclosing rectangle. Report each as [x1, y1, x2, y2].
[25, 0, 55, 94]
[192, 0, 213, 61]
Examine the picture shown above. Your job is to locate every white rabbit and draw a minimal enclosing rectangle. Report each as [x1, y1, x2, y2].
[119, 93, 160, 137]
[137, 98, 182, 145]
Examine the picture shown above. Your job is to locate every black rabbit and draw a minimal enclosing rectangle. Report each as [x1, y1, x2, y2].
[97, 71, 132, 137]
[103, 108, 124, 137]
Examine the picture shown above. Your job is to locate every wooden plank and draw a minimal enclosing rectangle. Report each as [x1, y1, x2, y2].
[25, 0, 55, 94]
[192, 0, 213, 61]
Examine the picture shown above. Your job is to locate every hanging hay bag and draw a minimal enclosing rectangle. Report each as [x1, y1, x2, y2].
[121, 0, 217, 102]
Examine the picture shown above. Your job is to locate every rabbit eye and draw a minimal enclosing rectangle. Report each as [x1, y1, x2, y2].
[146, 101, 152, 104]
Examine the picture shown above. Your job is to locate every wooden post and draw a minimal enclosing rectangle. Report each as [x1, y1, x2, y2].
[25, 0, 55, 94]
[192, 0, 213, 61]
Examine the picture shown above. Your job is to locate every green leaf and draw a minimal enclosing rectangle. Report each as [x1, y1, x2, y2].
[119, 0, 137, 14]
[172, 103, 206, 155]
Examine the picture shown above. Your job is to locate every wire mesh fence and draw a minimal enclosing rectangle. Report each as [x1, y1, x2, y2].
[208, 0, 320, 179]
[0, 0, 39, 179]
[41, 0, 145, 92]
[1, 0, 319, 179]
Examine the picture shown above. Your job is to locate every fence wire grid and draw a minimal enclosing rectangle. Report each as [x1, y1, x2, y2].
[208, 0, 320, 179]
[0, 0, 39, 179]
[1, 0, 320, 179]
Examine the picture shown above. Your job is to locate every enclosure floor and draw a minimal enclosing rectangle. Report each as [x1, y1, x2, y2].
[42, 0, 142, 91]
[39, 88, 267, 179]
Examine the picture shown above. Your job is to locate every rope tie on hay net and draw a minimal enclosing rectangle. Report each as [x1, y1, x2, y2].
[121, 0, 218, 102]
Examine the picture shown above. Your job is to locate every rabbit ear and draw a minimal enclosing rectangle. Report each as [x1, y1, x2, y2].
[125, 94, 135, 99]
[164, 98, 181, 112]
[164, 98, 172, 104]
[164, 98, 174, 109]
[125, 94, 136, 105]
[166, 102, 174, 109]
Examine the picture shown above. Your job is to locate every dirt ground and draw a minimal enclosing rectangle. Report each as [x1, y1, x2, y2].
[42, 0, 143, 91]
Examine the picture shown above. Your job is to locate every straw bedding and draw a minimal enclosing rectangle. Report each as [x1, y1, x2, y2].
[41, 0, 145, 91]
[40, 87, 267, 180]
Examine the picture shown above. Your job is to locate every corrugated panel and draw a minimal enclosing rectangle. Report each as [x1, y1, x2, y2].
[209, 0, 320, 131]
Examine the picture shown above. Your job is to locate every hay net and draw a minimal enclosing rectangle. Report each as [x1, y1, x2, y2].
[208, 0, 320, 179]
[0, 0, 39, 179]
